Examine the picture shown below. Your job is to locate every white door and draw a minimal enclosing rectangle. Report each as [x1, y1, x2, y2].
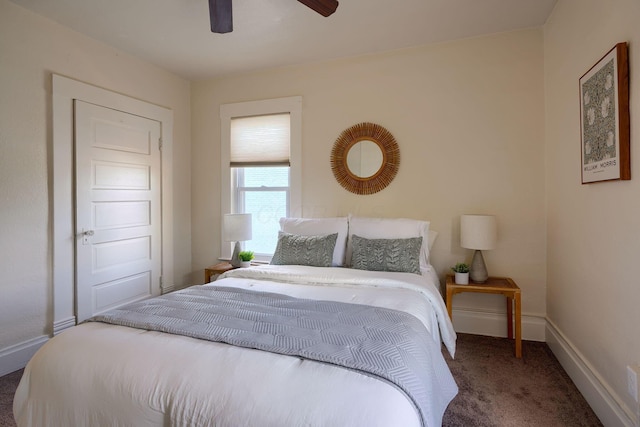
[75, 100, 162, 322]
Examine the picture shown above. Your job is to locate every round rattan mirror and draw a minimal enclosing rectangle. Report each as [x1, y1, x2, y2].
[330, 122, 400, 195]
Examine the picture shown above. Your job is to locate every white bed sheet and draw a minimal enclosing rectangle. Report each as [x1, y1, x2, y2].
[14, 265, 457, 427]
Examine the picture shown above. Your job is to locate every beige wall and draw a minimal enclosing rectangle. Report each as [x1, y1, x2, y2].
[0, 0, 192, 352]
[3, 0, 637, 419]
[192, 29, 547, 326]
[544, 0, 640, 420]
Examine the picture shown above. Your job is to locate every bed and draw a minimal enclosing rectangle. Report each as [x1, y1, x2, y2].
[14, 216, 458, 427]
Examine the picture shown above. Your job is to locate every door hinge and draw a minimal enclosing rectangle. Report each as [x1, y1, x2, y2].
[159, 276, 163, 290]
[158, 137, 163, 150]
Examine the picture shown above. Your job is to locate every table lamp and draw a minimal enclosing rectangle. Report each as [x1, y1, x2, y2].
[460, 214, 497, 283]
[223, 213, 252, 267]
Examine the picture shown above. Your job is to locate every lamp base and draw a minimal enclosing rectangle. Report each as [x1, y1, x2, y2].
[470, 250, 489, 283]
[230, 241, 242, 267]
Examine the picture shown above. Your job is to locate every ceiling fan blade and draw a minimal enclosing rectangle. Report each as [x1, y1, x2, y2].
[297, 0, 339, 17]
[209, 0, 233, 33]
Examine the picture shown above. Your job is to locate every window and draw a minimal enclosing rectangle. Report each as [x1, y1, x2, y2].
[233, 167, 288, 255]
[220, 97, 301, 262]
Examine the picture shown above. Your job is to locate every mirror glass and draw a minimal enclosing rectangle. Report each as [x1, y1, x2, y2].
[346, 140, 384, 178]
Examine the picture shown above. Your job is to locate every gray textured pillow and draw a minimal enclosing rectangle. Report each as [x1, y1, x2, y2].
[270, 232, 338, 267]
[350, 234, 422, 274]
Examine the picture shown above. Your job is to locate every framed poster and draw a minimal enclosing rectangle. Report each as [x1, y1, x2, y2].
[579, 42, 630, 184]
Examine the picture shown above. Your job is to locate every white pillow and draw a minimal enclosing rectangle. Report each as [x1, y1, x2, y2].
[279, 217, 349, 267]
[347, 216, 431, 270]
[427, 230, 438, 252]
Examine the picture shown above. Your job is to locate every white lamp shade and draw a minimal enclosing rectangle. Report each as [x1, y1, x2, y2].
[223, 213, 252, 242]
[460, 214, 497, 250]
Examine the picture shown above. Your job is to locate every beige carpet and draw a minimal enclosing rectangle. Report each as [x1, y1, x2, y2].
[1, 333, 602, 426]
[0, 369, 21, 427]
[443, 333, 602, 426]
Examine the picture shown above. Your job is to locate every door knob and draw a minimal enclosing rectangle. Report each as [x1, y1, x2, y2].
[81, 229, 94, 245]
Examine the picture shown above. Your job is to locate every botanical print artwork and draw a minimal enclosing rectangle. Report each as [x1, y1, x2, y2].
[579, 42, 629, 184]
[582, 58, 617, 165]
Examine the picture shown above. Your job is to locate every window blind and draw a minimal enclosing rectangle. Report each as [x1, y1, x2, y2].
[230, 113, 291, 167]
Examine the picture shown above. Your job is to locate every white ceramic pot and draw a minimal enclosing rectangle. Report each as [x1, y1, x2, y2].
[454, 272, 469, 285]
[240, 261, 251, 268]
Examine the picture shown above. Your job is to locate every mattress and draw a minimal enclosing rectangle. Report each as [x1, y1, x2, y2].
[14, 265, 457, 427]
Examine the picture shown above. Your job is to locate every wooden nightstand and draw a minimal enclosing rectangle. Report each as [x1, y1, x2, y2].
[204, 262, 236, 283]
[446, 274, 522, 358]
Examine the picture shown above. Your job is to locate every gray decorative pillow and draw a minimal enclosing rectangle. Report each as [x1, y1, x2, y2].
[270, 232, 338, 267]
[350, 234, 422, 274]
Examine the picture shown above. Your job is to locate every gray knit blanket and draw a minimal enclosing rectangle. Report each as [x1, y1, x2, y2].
[88, 285, 444, 427]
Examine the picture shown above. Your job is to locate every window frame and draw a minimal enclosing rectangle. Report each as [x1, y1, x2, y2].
[220, 97, 302, 262]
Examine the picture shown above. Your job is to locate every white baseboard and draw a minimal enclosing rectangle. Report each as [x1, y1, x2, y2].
[546, 320, 637, 427]
[451, 307, 546, 342]
[0, 335, 49, 377]
[53, 316, 76, 335]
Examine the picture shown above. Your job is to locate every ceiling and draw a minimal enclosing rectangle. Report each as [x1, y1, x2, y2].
[9, 0, 557, 81]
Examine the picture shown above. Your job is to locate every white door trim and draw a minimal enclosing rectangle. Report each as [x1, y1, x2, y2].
[52, 74, 174, 334]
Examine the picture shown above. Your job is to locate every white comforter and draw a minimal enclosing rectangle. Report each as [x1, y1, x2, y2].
[14, 265, 458, 427]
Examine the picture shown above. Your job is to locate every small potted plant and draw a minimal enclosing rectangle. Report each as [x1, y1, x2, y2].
[238, 250, 254, 268]
[451, 262, 470, 285]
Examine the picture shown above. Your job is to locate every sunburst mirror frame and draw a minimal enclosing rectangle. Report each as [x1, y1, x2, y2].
[330, 122, 400, 195]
